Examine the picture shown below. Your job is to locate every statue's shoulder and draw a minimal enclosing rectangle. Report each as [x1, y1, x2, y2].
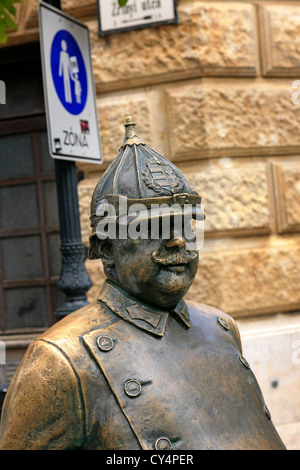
[186, 300, 233, 323]
[186, 300, 242, 352]
[37, 299, 117, 346]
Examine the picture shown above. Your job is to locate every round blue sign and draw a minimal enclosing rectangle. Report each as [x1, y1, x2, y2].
[51, 30, 88, 115]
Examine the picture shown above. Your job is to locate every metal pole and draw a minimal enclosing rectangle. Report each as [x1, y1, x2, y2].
[43, 0, 92, 321]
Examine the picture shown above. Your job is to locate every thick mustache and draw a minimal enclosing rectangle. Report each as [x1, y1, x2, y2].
[151, 249, 198, 266]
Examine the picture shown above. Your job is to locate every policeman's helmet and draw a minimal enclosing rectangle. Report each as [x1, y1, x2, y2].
[89, 117, 204, 259]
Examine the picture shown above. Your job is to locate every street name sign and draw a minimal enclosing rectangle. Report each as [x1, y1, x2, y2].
[39, 2, 103, 164]
[97, 0, 178, 35]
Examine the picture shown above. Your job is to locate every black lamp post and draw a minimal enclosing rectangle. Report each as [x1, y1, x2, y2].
[43, 0, 92, 321]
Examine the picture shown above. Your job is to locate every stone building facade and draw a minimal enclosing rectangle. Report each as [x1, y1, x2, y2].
[1, 0, 300, 449]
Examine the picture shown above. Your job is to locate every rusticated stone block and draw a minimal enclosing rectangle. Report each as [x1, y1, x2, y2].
[272, 161, 300, 234]
[186, 239, 300, 317]
[166, 84, 300, 158]
[89, 2, 257, 91]
[184, 162, 272, 235]
[94, 90, 164, 166]
[97, 96, 150, 163]
[61, 0, 96, 11]
[259, 4, 300, 77]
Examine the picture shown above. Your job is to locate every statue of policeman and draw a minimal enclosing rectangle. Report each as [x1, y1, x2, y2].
[0, 118, 286, 450]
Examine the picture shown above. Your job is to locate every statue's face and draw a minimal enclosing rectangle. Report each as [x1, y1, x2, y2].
[108, 219, 199, 309]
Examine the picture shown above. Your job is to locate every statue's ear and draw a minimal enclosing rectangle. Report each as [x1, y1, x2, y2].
[88, 234, 114, 267]
[88, 234, 100, 260]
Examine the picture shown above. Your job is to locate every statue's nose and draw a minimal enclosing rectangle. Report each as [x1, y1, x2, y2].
[165, 237, 186, 250]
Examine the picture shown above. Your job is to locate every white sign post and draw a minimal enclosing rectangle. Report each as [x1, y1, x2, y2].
[97, 0, 178, 35]
[39, 2, 103, 164]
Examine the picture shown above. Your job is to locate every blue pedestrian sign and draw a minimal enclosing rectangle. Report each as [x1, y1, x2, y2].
[51, 30, 88, 115]
[39, 2, 103, 164]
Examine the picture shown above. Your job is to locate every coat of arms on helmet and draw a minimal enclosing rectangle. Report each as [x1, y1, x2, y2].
[142, 158, 184, 196]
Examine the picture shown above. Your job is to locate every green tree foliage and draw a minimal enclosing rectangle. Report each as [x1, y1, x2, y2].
[0, 1, 128, 44]
[0, 0, 21, 44]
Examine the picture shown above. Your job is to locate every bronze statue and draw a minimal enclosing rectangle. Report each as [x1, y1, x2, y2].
[0, 117, 286, 450]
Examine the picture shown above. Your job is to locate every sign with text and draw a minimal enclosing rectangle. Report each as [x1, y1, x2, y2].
[39, 2, 102, 164]
[97, 0, 178, 35]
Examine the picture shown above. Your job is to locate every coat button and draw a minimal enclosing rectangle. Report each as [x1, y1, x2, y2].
[218, 317, 229, 330]
[124, 379, 142, 397]
[97, 335, 114, 352]
[239, 355, 250, 369]
[155, 437, 172, 450]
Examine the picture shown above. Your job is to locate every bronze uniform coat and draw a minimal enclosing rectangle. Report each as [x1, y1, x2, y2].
[0, 281, 286, 450]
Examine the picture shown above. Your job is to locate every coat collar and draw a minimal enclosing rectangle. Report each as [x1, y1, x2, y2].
[97, 281, 190, 337]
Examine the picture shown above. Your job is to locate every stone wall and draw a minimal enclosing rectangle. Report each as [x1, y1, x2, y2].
[4, 0, 300, 449]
